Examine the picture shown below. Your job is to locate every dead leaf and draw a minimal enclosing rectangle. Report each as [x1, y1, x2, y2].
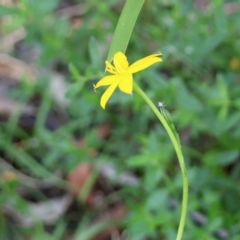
[0, 97, 35, 116]
[97, 162, 139, 187]
[0, 54, 37, 81]
[50, 72, 69, 108]
[97, 122, 110, 139]
[224, 2, 240, 15]
[56, 3, 86, 18]
[3, 194, 73, 227]
[0, 28, 26, 53]
[67, 162, 95, 204]
[92, 204, 128, 240]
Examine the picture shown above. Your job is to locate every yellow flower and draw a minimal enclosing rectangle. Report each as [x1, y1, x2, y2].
[230, 58, 240, 70]
[94, 52, 162, 109]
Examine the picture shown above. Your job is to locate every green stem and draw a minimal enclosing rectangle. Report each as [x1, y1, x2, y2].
[133, 81, 188, 240]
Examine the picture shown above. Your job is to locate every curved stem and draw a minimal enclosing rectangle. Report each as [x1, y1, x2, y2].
[133, 81, 188, 240]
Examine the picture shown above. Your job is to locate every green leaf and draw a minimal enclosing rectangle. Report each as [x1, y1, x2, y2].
[147, 190, 167, 212]
[69, 63, 82, 82]
[26, 0, 59, 13]
[216, 150, 239, 166]
[0, 6, 19, 16]
[88, 36, 102, 69]
[107, 0, 145, 61]
[176, 79, 203, 112]
[65, 82, 83, 98]
[127, 154, 150, 167]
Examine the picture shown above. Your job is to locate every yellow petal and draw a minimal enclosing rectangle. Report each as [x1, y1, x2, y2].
[113, 52, 129, 74]
[128, 53, 162, 73]
[100, 78, 120, 109]
[94, 75, 116, 89]
[118, 74, 133, 94]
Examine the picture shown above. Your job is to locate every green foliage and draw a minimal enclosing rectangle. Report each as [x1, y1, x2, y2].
[1, 0, 240, 239]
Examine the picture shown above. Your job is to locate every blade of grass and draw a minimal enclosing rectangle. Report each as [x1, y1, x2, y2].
[107, 0, 145, 61]
[0, 138, 67, 188]
[35, 86, 52, 132]
[75, 220, 116, 240]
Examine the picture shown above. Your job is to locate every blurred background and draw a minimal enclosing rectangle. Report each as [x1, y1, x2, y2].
[1, 0, 240, 239]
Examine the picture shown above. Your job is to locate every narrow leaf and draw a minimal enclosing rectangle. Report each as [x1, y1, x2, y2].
[107, 0, 145, 61]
